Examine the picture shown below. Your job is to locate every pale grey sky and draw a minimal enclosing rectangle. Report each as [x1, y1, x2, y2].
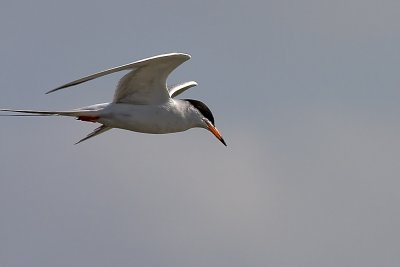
[1, 0, 400, 266]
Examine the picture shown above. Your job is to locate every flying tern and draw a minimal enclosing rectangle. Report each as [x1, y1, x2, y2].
[1, 53, 227, 146]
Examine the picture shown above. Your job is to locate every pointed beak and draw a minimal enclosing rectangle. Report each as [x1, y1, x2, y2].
[205, 120, 227, 146]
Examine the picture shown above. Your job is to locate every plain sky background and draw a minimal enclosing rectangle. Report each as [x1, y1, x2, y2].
[1, 0, 400, 266]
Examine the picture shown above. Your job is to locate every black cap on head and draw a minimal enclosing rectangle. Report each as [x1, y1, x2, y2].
[184, 99, 215, 125]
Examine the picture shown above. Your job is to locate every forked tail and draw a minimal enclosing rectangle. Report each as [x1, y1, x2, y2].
[1, 108, 111, 144]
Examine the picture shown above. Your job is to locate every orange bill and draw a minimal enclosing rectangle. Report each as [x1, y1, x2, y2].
[205, 120, 227, 146]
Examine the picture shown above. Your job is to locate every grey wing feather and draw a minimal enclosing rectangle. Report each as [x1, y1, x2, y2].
[46, 62, 140, 94]
[48, 53, 191, 105]
[113, 53, 190, 104]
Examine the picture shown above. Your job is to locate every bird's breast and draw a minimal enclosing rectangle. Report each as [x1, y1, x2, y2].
[97, 103, 192, 134]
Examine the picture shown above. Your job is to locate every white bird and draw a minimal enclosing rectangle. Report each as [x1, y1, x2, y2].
[1, 53, 226, 146]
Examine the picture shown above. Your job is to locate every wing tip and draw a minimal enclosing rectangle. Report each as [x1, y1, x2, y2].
[45, 88, 58, 94]
[74, 125, 111, 145]
[46, 84, 71, 94]
[46, 80, 85, 94]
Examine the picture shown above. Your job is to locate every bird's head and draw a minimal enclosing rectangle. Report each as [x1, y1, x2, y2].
[184, 99, 227, 146]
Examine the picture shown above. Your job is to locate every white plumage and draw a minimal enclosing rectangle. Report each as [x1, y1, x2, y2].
[1, 53, 226, 146]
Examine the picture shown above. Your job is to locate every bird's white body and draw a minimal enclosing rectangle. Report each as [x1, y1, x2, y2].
[89, 99, 200, 134]
[1, 53, 226, 145]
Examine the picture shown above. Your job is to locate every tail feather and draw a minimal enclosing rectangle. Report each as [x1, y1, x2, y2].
[75, 125, 112, 144]
[0, 108, 95, 117]
[1, 109, 60, 115]
[0, 114, 53, 117]
[1, 108, 109, 144]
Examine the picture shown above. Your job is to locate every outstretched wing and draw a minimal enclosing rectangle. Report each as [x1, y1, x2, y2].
[168, 81, 198, 98]
[48, 53, 191, 105]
